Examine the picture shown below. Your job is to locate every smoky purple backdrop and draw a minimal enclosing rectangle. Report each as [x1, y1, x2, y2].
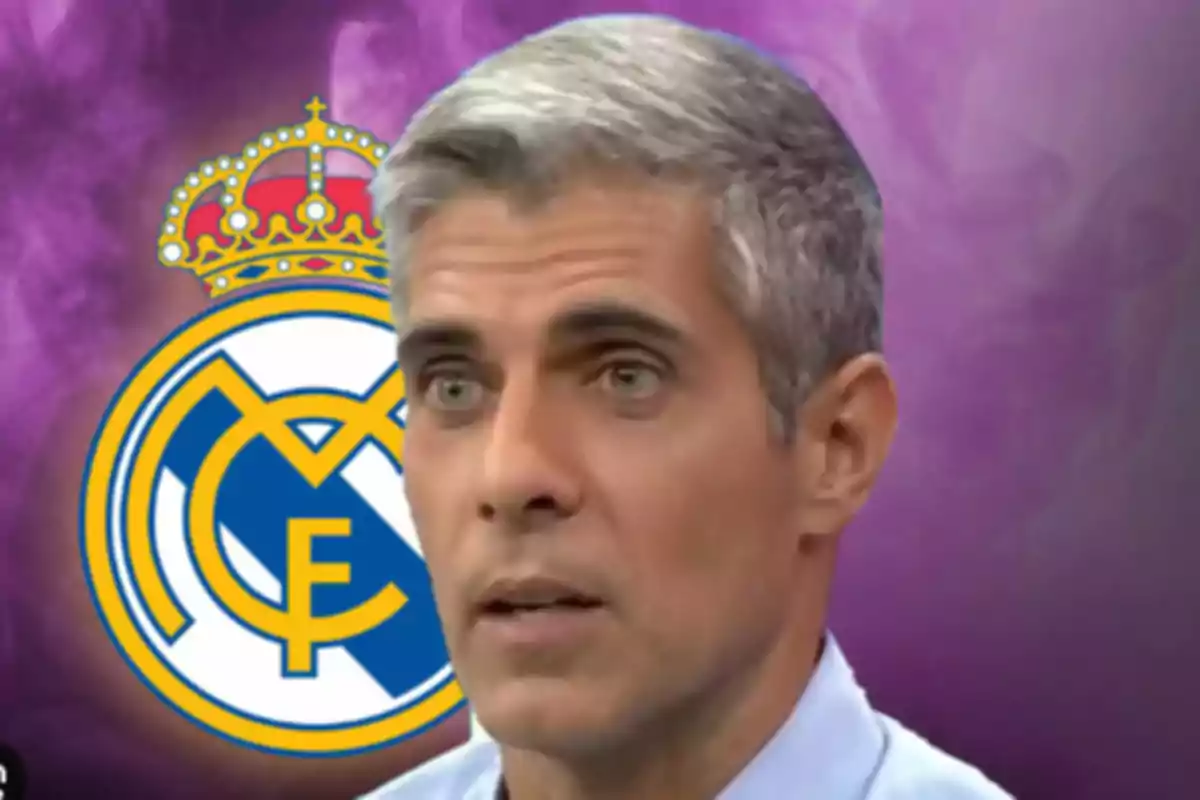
[1, 0, 1198, 798]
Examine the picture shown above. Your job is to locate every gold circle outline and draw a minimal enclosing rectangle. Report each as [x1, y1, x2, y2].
[81, 286, 462, 755]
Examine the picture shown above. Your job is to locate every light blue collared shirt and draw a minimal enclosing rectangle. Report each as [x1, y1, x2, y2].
[362, 635, 1012, 799]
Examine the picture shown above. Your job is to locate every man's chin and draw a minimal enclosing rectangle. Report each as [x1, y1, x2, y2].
[470, 676, 628, 754]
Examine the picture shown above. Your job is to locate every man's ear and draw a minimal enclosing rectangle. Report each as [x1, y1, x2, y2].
[791, 353, 898, 538]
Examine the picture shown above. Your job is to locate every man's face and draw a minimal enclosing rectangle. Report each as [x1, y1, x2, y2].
[399, 177, 818, 753]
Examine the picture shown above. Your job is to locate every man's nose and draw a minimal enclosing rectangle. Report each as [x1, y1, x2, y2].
[476, 382, 582, 529]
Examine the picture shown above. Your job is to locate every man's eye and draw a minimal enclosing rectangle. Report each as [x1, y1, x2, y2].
[423, 372, 485, 411]
[598, 361, 664, 400]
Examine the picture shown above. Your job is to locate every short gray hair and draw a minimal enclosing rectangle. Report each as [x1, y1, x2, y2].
[371, 14, 883, 440]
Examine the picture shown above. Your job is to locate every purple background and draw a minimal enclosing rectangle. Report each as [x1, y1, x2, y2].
[2, 0, 1198, 797]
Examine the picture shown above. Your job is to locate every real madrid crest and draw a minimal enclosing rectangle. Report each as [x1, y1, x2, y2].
[79, 97, 464, 756]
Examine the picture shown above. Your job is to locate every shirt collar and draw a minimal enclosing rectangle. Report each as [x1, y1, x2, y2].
[478, 633, 888, 800]
[717, 633, 887, 799]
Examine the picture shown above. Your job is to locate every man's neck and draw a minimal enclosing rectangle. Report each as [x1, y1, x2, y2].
[497, 618, 825, 800]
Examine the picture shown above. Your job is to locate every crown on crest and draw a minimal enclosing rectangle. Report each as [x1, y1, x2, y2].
[156, 97, 391, 298]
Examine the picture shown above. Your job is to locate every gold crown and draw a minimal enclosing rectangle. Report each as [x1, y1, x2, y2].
[156, 97, 390, 298]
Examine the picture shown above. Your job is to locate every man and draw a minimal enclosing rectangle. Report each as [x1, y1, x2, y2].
[363, 13, 1011, 800]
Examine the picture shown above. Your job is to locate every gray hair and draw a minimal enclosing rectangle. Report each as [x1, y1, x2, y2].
[370, 14, 883, 441]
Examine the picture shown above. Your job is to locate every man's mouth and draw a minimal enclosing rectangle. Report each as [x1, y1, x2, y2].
[477, 576, 605, 618]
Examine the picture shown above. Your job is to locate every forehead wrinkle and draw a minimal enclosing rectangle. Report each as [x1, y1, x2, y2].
[410, 177, 705, 270]
[416, 242, 652, 279]
[401, 180, 720, 356]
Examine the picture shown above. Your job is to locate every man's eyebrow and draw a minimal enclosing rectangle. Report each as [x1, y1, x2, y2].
[395, 302, 688, 368]
[546, 302, 688, 346]
[396, 322, 482, 369]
